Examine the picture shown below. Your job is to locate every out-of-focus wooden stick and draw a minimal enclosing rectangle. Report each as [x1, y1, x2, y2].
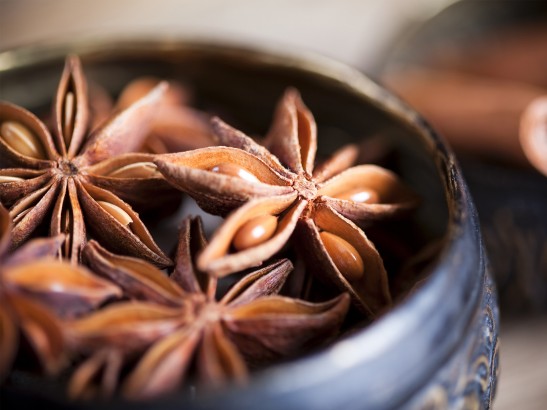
[383, 67, 546, 166]
[430, 23, 547, 89]
[520, 96, 547, 176]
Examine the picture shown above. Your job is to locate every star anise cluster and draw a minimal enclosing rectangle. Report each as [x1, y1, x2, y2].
[155, 89, 418, 315]
[65, 217, 349, 399]
[0, 56, 421, 400]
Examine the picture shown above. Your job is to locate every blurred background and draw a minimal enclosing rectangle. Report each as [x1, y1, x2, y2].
[0, 0, 452, 71]
[1, 0, 546, 408]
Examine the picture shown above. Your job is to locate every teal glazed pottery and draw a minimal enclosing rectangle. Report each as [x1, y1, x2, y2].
[0, 40, 498, 409]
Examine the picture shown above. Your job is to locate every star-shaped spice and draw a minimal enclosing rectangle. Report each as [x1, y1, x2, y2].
[114, 77, 215, 154]
[67, 216, 349, 399]
[155, 89, 418, 315]
[0, 203, 121, 382]
[0, 56, 175, 266]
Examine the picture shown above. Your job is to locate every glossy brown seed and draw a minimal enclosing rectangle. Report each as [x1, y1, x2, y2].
[63, 92, 76, 146]
[107, 162, 160, 179]
[233, 215, 278, 251]
[97, 201, 133, 227]
[210, 162, 260, 183]
[336, 188, 379, 204]
[319, 231, 364, 282]
[0, 121, 46, 159]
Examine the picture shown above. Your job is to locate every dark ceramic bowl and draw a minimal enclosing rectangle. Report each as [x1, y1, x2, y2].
[381, 0, 547, 314]
[0, 40, 498, 409]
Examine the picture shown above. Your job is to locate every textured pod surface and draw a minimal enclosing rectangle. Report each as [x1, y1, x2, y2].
[197, 195, 303, 276]
[155, 147, 293, 215]
[115, 76, 215, 154]
[77, 181, 172, 268]
[83, 240, 186, 306]
[158, 88, 416, 318]
[0, 57, 177, 265]
[0, 40, 497, 409]
[4, 259, 122, 318]
[65, 216, 346, 399]
[65, 302, 185, 353]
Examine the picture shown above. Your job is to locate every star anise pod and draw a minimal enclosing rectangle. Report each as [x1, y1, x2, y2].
[83, 76, 215, 155]
[0, 56, 174, 266]
[155, 89, 418, 315]
[67, 216, 349, 399]
[0, 203, 121, 382]
[115, 77, 215, 154]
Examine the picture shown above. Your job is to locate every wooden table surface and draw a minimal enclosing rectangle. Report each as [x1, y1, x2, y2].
[1, 1, 546, 408]
[495, 316, 547, 410]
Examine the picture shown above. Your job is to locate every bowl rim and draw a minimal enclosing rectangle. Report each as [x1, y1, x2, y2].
[0, 38, 484, 408]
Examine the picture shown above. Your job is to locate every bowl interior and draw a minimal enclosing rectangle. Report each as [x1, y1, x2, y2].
[0, 40, 454, 405]
[1, 41, 449, 242]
